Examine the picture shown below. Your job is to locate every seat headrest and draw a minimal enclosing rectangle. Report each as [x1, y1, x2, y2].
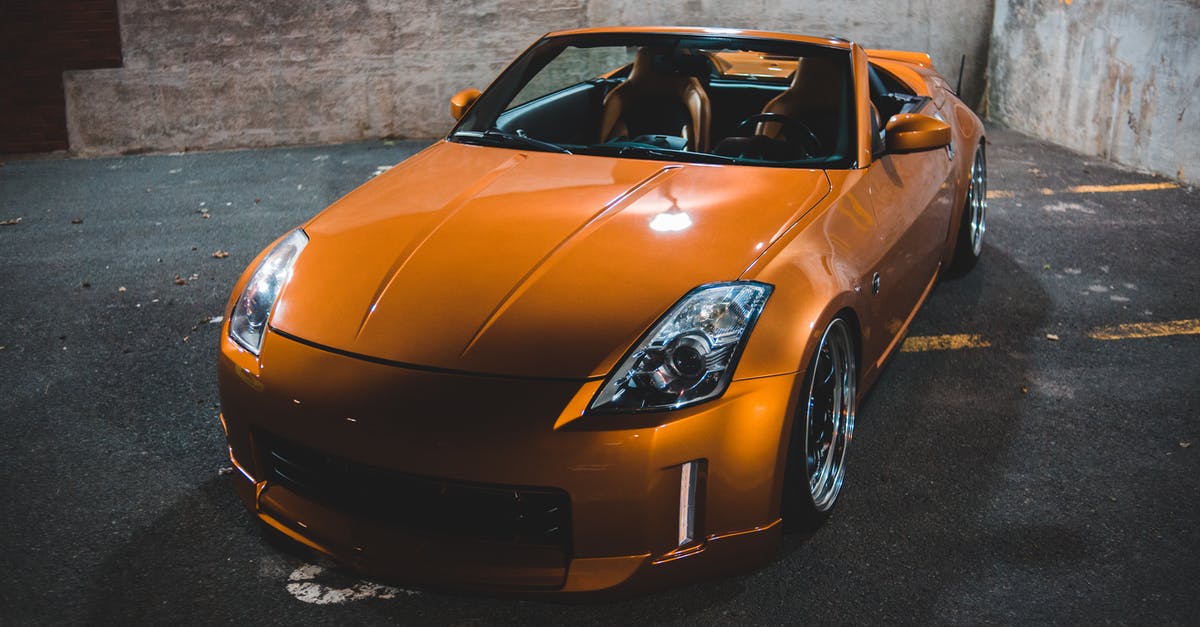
[782, 57, 844, 109]
[629, 47, 712, 82]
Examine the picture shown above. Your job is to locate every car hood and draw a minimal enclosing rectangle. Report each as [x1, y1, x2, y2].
[271, 141, 830, 379]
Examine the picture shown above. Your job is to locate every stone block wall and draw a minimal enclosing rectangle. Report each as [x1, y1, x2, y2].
[60, 0, 995, 155]
[65, 0, 588, 154]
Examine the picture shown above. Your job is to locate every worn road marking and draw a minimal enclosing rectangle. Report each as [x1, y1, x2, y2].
[1087, 319, 1200, 341]
[1044, 201, 1095, 214]
[901, 334, 991, 352]
[989, 182, 1178, 199]
[286, 563, 419, 605]
[900, 319, 1197, 350]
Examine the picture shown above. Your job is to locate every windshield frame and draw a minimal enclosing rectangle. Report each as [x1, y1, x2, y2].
[449, 32, 860, 170]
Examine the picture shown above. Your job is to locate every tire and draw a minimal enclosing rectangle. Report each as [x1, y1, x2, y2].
[782, 317, 857, 532]
[948, 142, 987, 275]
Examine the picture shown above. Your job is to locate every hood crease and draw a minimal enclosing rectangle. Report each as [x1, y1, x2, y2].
[353, 153, 528, 338]
[459, 165, 682, 356]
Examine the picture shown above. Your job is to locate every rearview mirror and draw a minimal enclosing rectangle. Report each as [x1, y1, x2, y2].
[450, 88, 482, 121]
[884, 113, 951, 154]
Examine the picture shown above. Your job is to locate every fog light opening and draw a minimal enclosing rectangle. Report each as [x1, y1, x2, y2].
[678, 460, 698, 546]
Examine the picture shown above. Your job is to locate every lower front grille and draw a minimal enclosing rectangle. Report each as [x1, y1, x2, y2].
[256, 431, 571, 551]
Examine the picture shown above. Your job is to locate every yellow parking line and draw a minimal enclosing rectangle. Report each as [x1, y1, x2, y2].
[1087, 319, 1200, 341]
[1069, 182, 1178, 193]
[899, 319, 1197, 351]
[901, 334, 991, 352]
[988, 182, 1179, 198]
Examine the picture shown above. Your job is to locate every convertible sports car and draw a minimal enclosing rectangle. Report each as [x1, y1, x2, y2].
[218, 26, 986, 596]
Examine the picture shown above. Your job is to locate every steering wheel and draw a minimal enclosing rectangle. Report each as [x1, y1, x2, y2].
[736, 113, 823, 158]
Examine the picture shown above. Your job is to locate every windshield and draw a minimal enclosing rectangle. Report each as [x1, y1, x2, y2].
[451, 33, 858, 169]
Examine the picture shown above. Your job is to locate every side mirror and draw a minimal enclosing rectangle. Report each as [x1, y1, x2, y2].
[449, 88, 481, 121]
[884, 113, 951, 154]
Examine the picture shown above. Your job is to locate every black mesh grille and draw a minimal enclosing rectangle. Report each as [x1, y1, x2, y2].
[257, 431, 571, 550]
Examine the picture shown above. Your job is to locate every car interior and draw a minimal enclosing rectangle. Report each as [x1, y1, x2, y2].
[463, 41, 929, 167]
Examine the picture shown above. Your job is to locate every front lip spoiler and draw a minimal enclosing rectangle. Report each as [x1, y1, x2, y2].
[268, 326, 600, 383]
[224, 442, 783, 596]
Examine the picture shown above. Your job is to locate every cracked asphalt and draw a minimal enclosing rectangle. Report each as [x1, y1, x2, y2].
[1, 126, 1197, 624]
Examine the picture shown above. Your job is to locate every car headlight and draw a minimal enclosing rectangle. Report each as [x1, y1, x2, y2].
[588, 282, 773, 413]
[229, 229, 308, 355]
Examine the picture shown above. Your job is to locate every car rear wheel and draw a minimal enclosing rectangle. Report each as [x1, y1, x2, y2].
[783, 317, 857, 532]
[949, 142, 987, 275]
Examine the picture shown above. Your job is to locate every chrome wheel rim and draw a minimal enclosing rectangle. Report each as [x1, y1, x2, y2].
[805, 319, 856, 512]
[968, 145, 987, 256]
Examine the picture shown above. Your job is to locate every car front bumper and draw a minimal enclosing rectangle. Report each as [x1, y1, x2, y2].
[218, 329, 797, 597]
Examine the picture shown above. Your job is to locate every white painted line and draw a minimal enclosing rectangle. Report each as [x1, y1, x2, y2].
[286, 563, 419, 605]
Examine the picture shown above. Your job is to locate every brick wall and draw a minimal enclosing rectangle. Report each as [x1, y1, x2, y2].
[0, 0, 122, 154]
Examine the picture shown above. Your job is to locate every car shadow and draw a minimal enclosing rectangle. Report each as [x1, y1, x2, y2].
[769, 240, 1059, 616]
[82, 472, 749, 623]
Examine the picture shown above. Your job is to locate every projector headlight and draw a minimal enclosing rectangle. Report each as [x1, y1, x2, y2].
[228, 229, 308, 355]
[588, 282, 772, 413]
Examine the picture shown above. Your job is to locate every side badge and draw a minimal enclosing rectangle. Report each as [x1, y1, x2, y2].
[871, 272, 881, 295]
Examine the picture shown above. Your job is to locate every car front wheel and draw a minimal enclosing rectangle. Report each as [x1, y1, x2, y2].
[782, 317, 857, 531]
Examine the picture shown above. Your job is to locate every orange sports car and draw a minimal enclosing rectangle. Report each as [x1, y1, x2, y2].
[218, 26, 986, 596]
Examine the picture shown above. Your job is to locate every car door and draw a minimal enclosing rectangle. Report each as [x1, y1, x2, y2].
[852, 48, 957, 352]
[866, 115, 955, 334]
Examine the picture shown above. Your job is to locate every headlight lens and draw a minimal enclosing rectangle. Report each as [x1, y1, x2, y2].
[588, 282, 772, 413]
[229, 229, 308, 355]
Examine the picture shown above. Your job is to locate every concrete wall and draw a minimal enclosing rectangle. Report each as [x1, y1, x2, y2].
[63, 0, 994, 155]
[987, 0, 1200, 184]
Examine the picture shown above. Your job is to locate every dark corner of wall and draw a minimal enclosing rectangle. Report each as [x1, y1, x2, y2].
[0, 0, 123, 155]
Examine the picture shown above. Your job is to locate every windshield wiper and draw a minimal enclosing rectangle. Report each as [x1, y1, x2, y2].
[584, 143, 742, 165]
[452, 128, 572, 154]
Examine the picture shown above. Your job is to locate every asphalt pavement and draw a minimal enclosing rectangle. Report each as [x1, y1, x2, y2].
[1, 127, 1197, 625]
